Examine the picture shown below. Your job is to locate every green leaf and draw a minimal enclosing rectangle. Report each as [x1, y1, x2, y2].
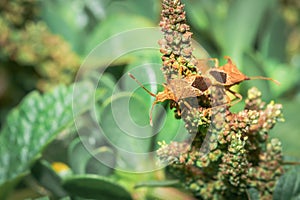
[99, 92, 152, 152]
[273, 166, 300, 200]
[82, 27, 162, 71]
[258, 11, 289, 62]
[184, 0, 227, 33]
[68, 137, 94, 174]
[183, 0, 210, 30]
[85, 13, 155, 56]
[247, 188, 260, 200]
[134, 180, 180, 189]
[31, 197, 50, 200]
[39, 0, 85, 54]
[85, 146, 116, 176]
[31, 160, 68, 198]
[85, 72, 119, 118]
[154, 107, 189, 150]
[263, 60, 298, 98]
[241, 54, 276, 101]
[107, 0, 160, 21]
[0, 82, 96, 198]
[270, 99, 300, 159]
[62, 174, 132, 200]
[222, 0, 273, 62]
[98, 92, 156, 171]
[122, 51, 164, 112]
[59, 197, 71, 200]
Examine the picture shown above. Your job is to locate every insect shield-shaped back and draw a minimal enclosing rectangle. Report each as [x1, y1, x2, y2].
[208, 70, 228, 85]
[208, 56, 250, 87]
[205, 56, 280, 107]
[148, 78, 210, 125]
[185, 75, 212, 92]
[208, 56, 280, 87]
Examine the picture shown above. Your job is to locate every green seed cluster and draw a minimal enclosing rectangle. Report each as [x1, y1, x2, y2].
[159, 0, 197, 79]
[218, 132, 250, 195]
[157, 87, 284, 199]
[248, 138, 283, 200]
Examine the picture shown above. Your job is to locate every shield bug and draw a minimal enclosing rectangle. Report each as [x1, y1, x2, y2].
[128, 73, 209, 125]
[204, 56, 280, 105]
[128, 56, 279, 125]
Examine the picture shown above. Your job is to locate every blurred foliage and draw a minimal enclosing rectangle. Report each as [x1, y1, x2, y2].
[0, 0, 299, 199]
[0, 82, 98, 199]
[0, 0, 80, 126]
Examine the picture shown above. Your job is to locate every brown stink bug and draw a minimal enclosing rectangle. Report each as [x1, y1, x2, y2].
[128, 57, 279, 125]
[128, 73, 210, 125]
[203, 56, 280, 105]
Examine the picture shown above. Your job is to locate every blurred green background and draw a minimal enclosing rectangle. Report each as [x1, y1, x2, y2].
[0, 0, 300, 199]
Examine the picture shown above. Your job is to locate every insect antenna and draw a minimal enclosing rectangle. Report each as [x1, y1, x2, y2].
[249, 76, 280, 86]
[128, 72, 157, 126]
[128, 73, 156, 97]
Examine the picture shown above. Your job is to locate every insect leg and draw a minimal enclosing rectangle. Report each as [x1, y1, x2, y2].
[149, 100, 159, 126]
[226, 88, 243, 107]
[181, 100, 193, 110]
[210, 58, 219, 68]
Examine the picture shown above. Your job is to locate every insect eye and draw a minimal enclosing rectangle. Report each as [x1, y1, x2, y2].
[209, 70, 227, 84]
[191, 76, 211, 92]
